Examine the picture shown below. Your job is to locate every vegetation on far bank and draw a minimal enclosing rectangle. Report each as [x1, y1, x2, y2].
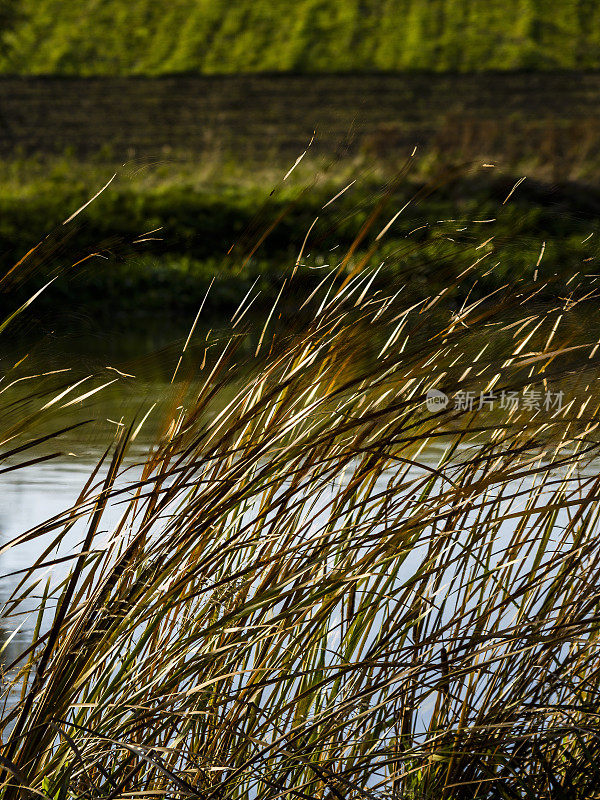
[1, 157, 599, 328]
[2, 0, 600, 74]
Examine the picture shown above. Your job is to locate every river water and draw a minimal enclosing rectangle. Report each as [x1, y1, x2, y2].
[0, 325, 204, 662]
[2, 311, 600, 711]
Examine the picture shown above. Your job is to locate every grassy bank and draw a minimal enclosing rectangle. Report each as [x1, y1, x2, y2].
[1, 158, 599, 329]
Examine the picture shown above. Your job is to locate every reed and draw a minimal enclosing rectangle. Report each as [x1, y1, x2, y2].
[2, 180, 600, 799]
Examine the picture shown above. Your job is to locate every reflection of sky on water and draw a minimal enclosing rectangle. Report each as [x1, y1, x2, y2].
[0, 325, 232, 691]
[0, 461, 88, 714]
[0, 462, 87, 562]
[1, 439, 598, 751]
[1, 444, 595, 619]
[1, 316, 599, 726]
[0, 461, 98, 668]
[0, 455, 147, 659]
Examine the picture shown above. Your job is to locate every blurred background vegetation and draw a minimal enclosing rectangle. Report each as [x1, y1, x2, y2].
[2, 0, 600, 73]
[1, 0, 599, 330]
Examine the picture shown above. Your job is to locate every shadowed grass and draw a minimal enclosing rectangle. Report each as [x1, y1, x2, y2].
[2, 180, 600, 799]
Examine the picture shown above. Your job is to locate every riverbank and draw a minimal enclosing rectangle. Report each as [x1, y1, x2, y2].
[1, 158, 599, 331]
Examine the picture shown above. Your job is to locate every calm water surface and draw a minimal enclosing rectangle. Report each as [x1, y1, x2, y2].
[0, 325, 209, 658]
[2, 314, 600, 683]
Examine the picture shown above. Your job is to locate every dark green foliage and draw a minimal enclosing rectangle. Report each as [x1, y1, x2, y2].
[0, 0, 24, 66]
[0, 171, 598, 328]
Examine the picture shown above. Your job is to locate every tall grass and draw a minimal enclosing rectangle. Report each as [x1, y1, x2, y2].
[2, 180, 600, 799]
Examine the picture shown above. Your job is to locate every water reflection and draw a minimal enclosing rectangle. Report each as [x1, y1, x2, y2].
[0, 326, 199, 675]
[0, 626, 24, 669]
[2, 309, 600, 712]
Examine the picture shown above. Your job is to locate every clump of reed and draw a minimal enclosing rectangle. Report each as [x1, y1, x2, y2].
[2, 177, 600, 799]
